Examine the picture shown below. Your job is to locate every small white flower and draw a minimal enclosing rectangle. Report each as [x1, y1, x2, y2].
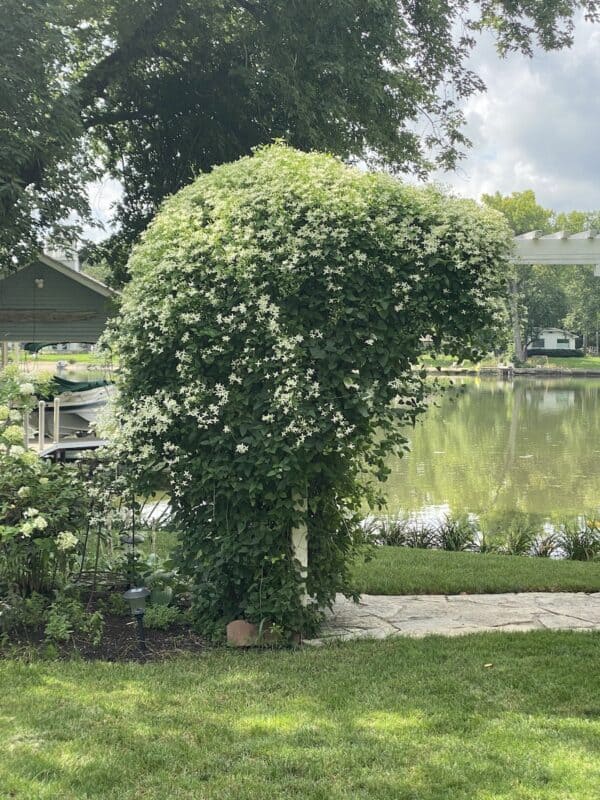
[235, 443, 249, 454]
[19, 383, 35, 395]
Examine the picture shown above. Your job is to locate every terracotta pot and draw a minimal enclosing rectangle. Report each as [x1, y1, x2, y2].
[226, 619, 260, 647]
[226, 620, 303, 647]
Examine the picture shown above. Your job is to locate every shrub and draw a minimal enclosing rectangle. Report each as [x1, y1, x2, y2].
[526, 349, 583, 358]
[0, 369, 87, 596]
[108, 144, 510, 636]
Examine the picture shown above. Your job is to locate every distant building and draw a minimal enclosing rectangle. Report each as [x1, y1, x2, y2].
[529, 328, 578, 351]
[0, 252, 117, 346]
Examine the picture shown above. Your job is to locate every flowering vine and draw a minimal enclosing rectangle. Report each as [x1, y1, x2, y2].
[107, 144, 511, 636]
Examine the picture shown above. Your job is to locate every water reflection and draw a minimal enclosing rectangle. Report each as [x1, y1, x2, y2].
[384, 376, 600, 523]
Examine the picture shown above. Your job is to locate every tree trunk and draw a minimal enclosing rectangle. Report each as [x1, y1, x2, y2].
[508, 279, 525, 362]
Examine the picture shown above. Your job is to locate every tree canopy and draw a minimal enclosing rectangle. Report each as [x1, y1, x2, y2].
[2, 0, 598, 278]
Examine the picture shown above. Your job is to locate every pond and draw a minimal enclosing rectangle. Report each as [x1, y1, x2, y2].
[383, 376, 600, 527]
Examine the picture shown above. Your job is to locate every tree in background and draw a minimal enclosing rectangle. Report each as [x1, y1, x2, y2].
[481, 190, 553, 237]
[482, 190, 554, 360]
[2, 0, 598, 280]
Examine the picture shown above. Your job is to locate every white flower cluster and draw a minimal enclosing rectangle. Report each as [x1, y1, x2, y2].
[20, 507, 48, 537]
[56, 531, 78, 551]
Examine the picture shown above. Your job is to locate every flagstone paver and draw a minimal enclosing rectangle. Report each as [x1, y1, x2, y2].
[305, 592, 600, 644]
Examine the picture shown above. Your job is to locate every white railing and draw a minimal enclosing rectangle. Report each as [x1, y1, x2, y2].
[23, 397, 61, 453]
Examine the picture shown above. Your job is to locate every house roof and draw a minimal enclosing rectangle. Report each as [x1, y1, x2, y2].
[37, 253, 117, 298]
[537, 327, 577, 338]
[0, 254, 118, 342]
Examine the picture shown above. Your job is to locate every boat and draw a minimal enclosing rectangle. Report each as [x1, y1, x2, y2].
[33, 377, 116, 438]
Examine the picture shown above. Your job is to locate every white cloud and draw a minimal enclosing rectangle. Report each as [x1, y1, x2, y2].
[84, 175, 123, 243]
[429, 17, 600, 211]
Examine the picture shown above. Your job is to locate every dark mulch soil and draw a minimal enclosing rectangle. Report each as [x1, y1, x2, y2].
[1, 614, 208, 662]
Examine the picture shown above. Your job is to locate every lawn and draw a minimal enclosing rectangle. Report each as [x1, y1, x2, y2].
[543, 355, 600, 370]
[1, 632, 600, 799]
[352, 547, 600, 595]
[9, 352, 103, 364]
[416, 354, 600, 371]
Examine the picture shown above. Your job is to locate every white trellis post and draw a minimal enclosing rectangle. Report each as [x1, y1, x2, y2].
[292, 492, 309, 605]
[53, 397, 61, 444]
[38, 400, 46, 454]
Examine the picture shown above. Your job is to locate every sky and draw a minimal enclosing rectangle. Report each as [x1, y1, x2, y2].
[429, 14, 600, 212]
[86, 13, 600, 241]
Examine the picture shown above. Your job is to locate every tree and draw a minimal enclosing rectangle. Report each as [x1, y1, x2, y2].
[482, 190, 555, 360]
[107, 144, 511, 635]
[481, 190, 553, 236]
[563, 266, 600, 348]
[520, 264, 570, 348]
[3, 1, 597, 279]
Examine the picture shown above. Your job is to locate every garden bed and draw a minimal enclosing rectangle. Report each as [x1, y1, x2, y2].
[2, 613, 207, 662]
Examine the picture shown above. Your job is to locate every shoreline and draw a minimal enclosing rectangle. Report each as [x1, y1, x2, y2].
[423, 366, 600, 378]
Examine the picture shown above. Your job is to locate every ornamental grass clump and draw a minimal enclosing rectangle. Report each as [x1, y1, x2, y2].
[108, 144, 511, 637]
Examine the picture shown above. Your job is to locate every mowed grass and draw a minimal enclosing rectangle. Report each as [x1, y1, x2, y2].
[417, 354, 600, 371]
[544, 355, 600, 370]
[352, 547, 600, 595]
[2, 632, 600, 799]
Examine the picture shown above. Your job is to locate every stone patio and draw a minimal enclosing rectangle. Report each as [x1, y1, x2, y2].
[305, 592, 600, 644]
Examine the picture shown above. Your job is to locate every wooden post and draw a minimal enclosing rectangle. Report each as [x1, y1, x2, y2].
[38, 400, 46, 454]
[53, 397, 61, 443]
[292, 492, 309, 605]
[508, 278, 525, 362]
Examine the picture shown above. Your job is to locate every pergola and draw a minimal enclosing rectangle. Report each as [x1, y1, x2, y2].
[511, 230, 600, 359]
[514, 230, 600, 273]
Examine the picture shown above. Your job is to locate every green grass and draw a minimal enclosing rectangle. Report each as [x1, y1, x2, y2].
[417, 354, 600, 371]
[543, 355, 600, 370]
[352, 547, 600, 595]
[1, 633, 600, 799]
[417, 354, 495, 369]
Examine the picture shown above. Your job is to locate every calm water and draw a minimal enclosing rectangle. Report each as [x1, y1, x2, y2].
[384, 376, 600, 525]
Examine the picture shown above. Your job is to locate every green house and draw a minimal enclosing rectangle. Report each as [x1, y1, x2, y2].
[0, 254, 117, 344]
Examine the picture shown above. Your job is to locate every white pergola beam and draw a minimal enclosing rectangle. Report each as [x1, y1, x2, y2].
[514, 230, 600, 265]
